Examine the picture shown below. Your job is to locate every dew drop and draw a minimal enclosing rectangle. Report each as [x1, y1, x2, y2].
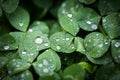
[35, 37, 43, 44]
[22, 50, 27, 55]
[3, 45, 9, 50]
[44, 43, 49, 46]
[103, 19, 106, 23]
[67, 14, 72, 18]
[39, 64, 43, 67]
[19, 22, 24, 27]
[8, 70, 12, 74]
[98, 44, 103, 47]
[56, 46, 61, 50]
[43, 59, 49, 65]
[62, 10, 66, 14]
[66, 38, 70, 41]
[28, 29, 33, 32]
[30, 53, 34, 56]
[16, 65, 20, 67]
[91, 24, 97, 30]
[21, 74, 25, 78]
[43, 68, 49, 73]
[56, 38, 60, 41]
[114, 42, 120, 48]
[87, 21, 92, 25]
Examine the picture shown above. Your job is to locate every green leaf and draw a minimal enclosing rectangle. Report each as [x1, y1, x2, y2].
[86, 51, 112, 65]
[62, 64, 85, 80]
[7, 59, 30, 75]
[77, 7, 101, 31]
[102, 13, 120, 39]
[58, 0, 83, 36]
[98, 0, 120, 15]
[111, 40, 120, 63]
[21, 31, 50, 52]
[6, 7, 30, 32]
[79, 0, 96, 4]
[95, 64, 120, 80]
[33, 49, 61, 76]
[1, 0, 19, 13]
[28, 21, 49, 34]
[49, 32, 74, 53]
[32, 0, 53, 9]
[84, 32, 110, 58]
[0, 57, 8, 69]
[4, 70, 33, 80]
[74, 37, 86, 54]
[0, 33, 18, 51]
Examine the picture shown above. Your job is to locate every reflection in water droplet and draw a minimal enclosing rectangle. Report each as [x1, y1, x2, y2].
[56, 46, 61, 50]
[91, 24, 97, 30]
[22, 50, 27, 55]
[39, 64, 43, 67]
[35, 37, 43, 44]
[67, 14, 72, 18]
[28, 29, 33, 32]
[87, 21, 92, 24]
[43, 59, 49, 65]
[43, 68, 49, 73]
[19, 22, 24, 27]
[3, 45, 9, 50]
[114, 42, 120, 48]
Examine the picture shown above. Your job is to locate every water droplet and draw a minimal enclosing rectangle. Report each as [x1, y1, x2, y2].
[30, 53, 34, 56]
[66, 38, 70, 41]
[44, 43, 49, 46]
[70, 19, 73, 22]
[87, 21, 92, 24]
[19, 22, 24, 27]
[3, 45, 9, 50]
[22, 50, 27, 55]
[62, 3, 66, 7]
[103, 19, 106, 23]
[98, 44, 103, 47]
[91, 24, 97, 30]
[72, 46, 74, 49]
[67, 14, 72, 18]
[39, 64, 43, 67]
[43, 68, 49, 73]
[104, 40, 109, 45]
[1, 62, 5, 64]
[96, 34, 99, 36]
[56, 38, 60, 41]
[114, 42, 120, 48]
[16, 65, 20, 67]
[21, 74, 25, 78]
[62, 10, 66, 14]
[43, 59, 49, 65]
[28, 29, 33, 32]
[56, 46, 61, 50]
[8, 70, 12, 74]
[35, 37, 43, 44]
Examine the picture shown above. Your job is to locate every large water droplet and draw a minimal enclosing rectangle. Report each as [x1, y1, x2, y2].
[35, 37, 43, 44]
[28, 29, 33, 32]
[91, 24, 97, 30]
[3, 45, 9, 50]
[56, 46, 61, 50]
[67, 14, 72, 18]
[87, 21, 92, 25]
[43, 68, 49, 73]
[43, 59, 49, 65]
[114, 42, 120, 48]
[19, 22, 24, 27]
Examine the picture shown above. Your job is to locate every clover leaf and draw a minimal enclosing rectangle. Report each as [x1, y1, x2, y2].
[33, 49, 61, 76]
[6, 7, 30, 32]
[79, 0, 96, 4]
[84, 32, 110, 58]
[0, 57, 8, 69]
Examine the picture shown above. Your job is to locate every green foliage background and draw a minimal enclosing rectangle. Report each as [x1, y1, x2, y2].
[0, 0, 120, 80]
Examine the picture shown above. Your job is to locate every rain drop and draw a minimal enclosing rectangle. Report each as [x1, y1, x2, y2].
[66, 38, 70, 41]
[22, 50, 27, 55]
[43, 59, 49, 65]
[39, 64, 43, 67]
[67, 14, 72, 18]
[3, 45, 9, 50]
[43, 68, 49, 73]
[91, 24, 97, 30]
[19, 22, 24, 27]
[114, 42, 120, 48]
[35, 37, 43, 44]
[56, 46, 61, 50]
[28, 29, 33, 32]
[87, 21, 92, 25]
[98, 44, 103, 47]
